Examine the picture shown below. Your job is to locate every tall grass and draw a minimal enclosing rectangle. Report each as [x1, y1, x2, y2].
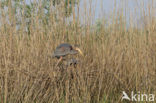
[0, 0, 156, 103]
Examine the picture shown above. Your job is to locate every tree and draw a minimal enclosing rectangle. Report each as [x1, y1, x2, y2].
[0, 0, 79, 33]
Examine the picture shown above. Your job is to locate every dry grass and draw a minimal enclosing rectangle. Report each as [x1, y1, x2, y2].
[0, 0, 156, 103]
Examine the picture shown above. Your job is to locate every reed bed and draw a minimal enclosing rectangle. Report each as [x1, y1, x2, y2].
[0, 0, 156, 103]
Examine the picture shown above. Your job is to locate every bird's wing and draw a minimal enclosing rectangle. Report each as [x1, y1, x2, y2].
[53, 47, 68, 57]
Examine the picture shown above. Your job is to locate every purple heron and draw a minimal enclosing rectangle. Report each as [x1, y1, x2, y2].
[52, 43, 83, 66]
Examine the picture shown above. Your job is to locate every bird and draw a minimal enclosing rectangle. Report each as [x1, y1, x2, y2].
[52, 43, 83, 66]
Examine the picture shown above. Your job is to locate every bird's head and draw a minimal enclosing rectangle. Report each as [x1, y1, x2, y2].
[74, 46, 84, 56]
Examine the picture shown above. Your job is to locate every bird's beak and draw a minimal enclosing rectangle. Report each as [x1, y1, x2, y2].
[76, 47, 84, 56]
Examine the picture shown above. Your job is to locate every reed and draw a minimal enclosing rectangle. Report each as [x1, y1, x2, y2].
[0, 0, 155, 103]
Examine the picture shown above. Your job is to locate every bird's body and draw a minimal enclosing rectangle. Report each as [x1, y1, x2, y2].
[52, 43, 83, 66]
[52, 43, 78, 59]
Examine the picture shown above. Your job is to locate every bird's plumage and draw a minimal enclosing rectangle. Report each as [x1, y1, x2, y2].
[52, 43, 78, 58]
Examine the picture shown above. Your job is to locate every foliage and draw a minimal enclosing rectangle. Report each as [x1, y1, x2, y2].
[0, 0, 79, 33]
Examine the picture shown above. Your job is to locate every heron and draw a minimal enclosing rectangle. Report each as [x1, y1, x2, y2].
[52, 43, 83, 66]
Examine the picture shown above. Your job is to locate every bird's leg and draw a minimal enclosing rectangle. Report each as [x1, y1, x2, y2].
[56, 56, 63, 67]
